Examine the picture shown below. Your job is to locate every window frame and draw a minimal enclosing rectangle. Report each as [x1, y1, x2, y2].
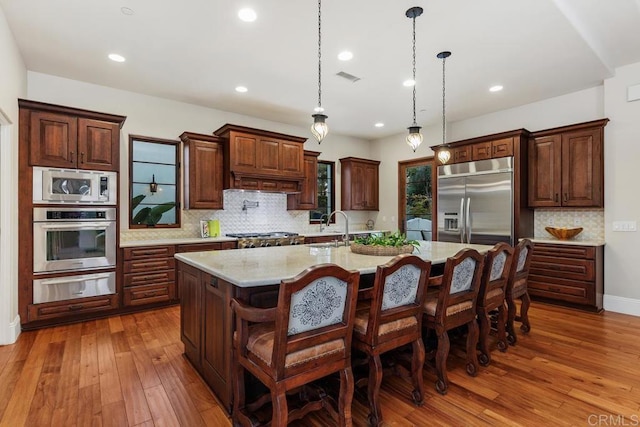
[310, 160, 336, 224]
[129, 134, 181, 229]
[398, 156, 434, 236]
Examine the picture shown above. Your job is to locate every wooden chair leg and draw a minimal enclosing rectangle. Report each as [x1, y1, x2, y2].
[496, 304, 508, 352]
[434, 330, 450, 395]
[271, 389, 288, 426]
[411, 338, 425, 405]
[477, 308, 491, 366]
[465, 318, 480, 377]
[506, 297, 518, 345]
[367, 354, 383, 426]
[232, 355, 245, 426]
[520, 293, 531, 333]
[339, 367, 354, 427]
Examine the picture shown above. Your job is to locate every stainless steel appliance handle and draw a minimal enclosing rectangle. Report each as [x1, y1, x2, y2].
[39, 223, 110, 230]
[466, 197, 472, 243]
[459, 198, 465, 243]
[38, 273, 112, 286]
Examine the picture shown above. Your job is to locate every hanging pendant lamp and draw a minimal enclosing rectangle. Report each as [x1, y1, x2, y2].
[405, 6, 423, 152]
[437, 51, 452, 164]
[311, 0, 328, 143]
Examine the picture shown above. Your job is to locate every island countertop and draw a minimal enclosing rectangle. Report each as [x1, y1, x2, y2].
[175, 241, 492, 288]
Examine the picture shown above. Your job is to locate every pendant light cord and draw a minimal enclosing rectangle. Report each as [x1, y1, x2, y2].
[317, 0, 322, 110]
[411, 14, 417, 126]
[441, 54, 446, 144]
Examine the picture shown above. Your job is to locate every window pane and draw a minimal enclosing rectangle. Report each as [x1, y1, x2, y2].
[133, 141, 176, 164]
[310, 161, 334, 222]
[402, 162, 433, 241]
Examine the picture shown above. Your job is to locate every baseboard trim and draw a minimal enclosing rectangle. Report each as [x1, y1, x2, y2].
[603, 294, 640, 317]
[0, 315, 21, 345]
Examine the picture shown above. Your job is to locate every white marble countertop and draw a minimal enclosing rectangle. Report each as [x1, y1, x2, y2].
[523, 237, 605, 247]
[174, 241, 492, 288]
[120, 236, 237, 248]
[301, 229, 389, 237]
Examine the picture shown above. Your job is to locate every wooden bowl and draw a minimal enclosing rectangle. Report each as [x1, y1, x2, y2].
[545, 226, 583, 240]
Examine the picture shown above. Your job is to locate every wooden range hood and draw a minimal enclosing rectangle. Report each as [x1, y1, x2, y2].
[213, 124, 307, 193]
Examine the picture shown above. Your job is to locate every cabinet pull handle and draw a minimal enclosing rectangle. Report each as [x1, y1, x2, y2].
[549, 287, 562, 293]
[555, 193, 559, 202]
[68, 304, 84, 311]
[80, 152, 85, 163]
[143, 292, 157, 298]
[210, 278, 219, 289]
[564, 193, 568, 202]
[70, 151, 74, 163]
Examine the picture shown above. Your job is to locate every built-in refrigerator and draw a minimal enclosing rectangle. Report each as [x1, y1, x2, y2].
[437, 157, 515, 245]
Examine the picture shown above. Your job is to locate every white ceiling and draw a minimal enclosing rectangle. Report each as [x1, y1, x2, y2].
[2, 0, 640, 140]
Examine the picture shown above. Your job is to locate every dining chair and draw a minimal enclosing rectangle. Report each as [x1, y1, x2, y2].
[506, 239, 534, 345]
[351, 254, 431, 426]
[476, 242, 515, 366]
[231, 263, 360, 426]
[423, 248, 485, 395]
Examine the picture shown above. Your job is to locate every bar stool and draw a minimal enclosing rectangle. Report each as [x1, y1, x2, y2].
[506, 239, 534, 345]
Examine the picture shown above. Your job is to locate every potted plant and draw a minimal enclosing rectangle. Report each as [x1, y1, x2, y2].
[351, 231, 419, 256]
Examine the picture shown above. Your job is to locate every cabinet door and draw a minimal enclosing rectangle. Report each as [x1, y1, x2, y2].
[351, 162, 367, 209]
[257, 138, 280, 174]
[528, 135, 562, 207]
[363, 163, 379, 210]
[77, 118, 119, 171]
[185, 139, 224, 209]
[492, 137, 514, 158]
[280, 141, 304, 176]
[561, 128, 603, 207]
[472, 142, 492, 160]
[288, 152, 318, 210]
[179, 263, 202, 365]
[230, 133, 258, 170]
[29, 111, 78, 167]
[452, 146, 471, 163]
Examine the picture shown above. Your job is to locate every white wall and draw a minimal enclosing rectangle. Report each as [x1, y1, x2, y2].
[602, 62, 640, 314]
[27, 71, 374, 236]
[0, 6, 27, 344]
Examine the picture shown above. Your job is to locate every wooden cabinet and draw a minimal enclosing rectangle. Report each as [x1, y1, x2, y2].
[435, 136, 514, 165]
[288, 150, 320, 210]
[340, 157, 380, 211]
[528, 119, 608, 208]
[178, 262, 233, 413]
[528, 242, 603, 311]
[27, 294, 119, 322]
[123, 245, 177, 307]
[181, 132, 224, 209]
[22, 100, 125, 171]
[214, 124, 307, 191]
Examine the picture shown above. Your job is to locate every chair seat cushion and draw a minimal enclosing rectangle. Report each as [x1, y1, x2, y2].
[511, 278, 527, 298]
[424, 298, 473, 317]
[246, 323, 345, 368]
[353, 306, 417, 338]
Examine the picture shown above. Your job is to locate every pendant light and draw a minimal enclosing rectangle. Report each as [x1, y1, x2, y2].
[437, 51, 452, 164]
[405, 6, 423, 152]
[149, 174, 158, 193]
[311, 0, 328, 143]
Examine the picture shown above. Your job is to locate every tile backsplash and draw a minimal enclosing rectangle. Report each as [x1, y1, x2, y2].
[534, 208, 604, 241]
[121, 190, 375, 242]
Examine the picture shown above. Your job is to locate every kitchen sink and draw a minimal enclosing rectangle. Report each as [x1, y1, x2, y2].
[307, 242, 338, 248]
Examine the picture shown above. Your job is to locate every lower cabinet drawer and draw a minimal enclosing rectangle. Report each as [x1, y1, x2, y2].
[124, 258, 175, 274]
[530, 256, 594, 281]
[124, 283, 175, 306]
[528, 275, 593, 305]
[28, 294, 119, 321]
[124, 270, 176, 287]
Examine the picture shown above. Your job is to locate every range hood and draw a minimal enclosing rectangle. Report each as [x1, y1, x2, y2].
[213, 124, 306, 194]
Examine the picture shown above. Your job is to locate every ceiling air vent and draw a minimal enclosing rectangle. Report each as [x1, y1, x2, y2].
[336, 71, 361, 83]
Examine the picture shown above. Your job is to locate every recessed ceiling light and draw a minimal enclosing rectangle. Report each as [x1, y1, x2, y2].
[235, 86, 248, 93]
[238, 8, 257, 22]
[489, 85, 503, 92]
[403, 79, 415, 87]
[120, 7, 134, 16]
[108, 53, 126, 63]
[374, 122, 384, 128]
[338, 51, 353, 61]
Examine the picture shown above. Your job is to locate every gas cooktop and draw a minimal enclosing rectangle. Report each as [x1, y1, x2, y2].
[226, 232, 299, 238]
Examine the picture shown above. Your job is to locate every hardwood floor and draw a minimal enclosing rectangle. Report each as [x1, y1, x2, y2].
[1, 302, 639, 426]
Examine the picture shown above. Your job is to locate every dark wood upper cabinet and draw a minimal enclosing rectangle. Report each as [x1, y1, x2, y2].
[288, 150, 320, 210]
[340, 157, 380, 211]
[528, 119, 608, 208]
[434, 136, 514, 166]
[213, 124, 306, 192]
[23, 100, 125, 171]
[181, 132, 224, 210]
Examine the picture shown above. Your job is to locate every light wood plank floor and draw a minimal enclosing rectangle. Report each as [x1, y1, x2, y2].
[1, 302, 639, 426]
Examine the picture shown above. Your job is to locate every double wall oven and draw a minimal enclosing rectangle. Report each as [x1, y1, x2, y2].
[32, 167, 118, 304]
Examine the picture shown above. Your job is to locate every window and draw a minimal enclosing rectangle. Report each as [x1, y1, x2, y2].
[399, 157, 433, 240]
[310, 160, 335, 223]
[129, 135, 180, 228]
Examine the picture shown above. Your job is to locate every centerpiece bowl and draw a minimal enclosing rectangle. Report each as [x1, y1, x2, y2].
[545, 226, 583, 240]
[350, 231, 418, 256]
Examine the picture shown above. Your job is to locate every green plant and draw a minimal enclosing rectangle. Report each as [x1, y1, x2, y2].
[131, 194, 175, 226]
[354, 231, 420, 249]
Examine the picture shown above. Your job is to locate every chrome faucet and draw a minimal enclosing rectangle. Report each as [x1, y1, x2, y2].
[327, 210, 350, 246]
[319, 213, 329, 232]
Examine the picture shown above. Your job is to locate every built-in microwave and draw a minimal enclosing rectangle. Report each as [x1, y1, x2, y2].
[33, 167, 117, 204]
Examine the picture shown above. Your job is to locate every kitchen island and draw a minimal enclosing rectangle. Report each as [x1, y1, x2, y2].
[175, 241, 492, 414]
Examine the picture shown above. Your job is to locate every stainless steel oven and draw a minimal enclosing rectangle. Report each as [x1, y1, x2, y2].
[33, 271, 116, 303]
[33, 207, 116, 274]
[33, 166, 117, 204]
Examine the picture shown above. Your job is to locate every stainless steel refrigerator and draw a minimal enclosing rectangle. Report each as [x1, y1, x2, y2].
[437, 157, 514, 245]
